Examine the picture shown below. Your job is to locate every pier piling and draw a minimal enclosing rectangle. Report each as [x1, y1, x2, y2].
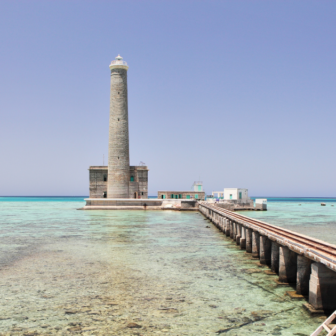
[225, 219, 230, 236]
[233, 222, 237, 241]
[236, 224, 241, 245]
[252, 231, 260, 258]
[260, 236, 272, 266]
[246, 228, 253, 253]
[271, 242, 280, 274]
[240, 226, 246, 250]
[309, 263, 336, 310]
[296, 255, 312, 295]
[279, 246, 297, 284]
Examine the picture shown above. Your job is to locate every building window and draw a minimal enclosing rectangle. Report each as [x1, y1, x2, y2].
[171, 194, 174, 199]
[103, 192, 107, 198]
[239, 192, 242, 199]
[186, 195, 190, 199]
[130, 176, 134, 182]
[141, 192, 144, 195]
[103, 175, 107, 181]
[230, 194, 233, 200]
[195, 194, 198, 199]
[179, 194, 182, 199]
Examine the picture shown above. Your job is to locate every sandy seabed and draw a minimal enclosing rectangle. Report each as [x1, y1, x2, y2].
[0, 201, 325, 335]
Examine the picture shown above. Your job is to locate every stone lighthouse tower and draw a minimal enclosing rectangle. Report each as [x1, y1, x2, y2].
[107, 55, 130, 198]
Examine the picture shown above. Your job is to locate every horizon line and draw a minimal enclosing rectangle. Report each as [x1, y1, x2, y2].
[1, 196, 336, 199]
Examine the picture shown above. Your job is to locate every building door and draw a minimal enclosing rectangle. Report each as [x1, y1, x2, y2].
[239, 192, 242, 200]
[230, 194, 232, 200]
[134, 192, 137, 199]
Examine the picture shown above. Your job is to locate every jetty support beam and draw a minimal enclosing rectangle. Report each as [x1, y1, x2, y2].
[296, 255, 312, 296]
[271, 242, 279, 274]
[233, 222, 237, 241]
[309, 263, 336, 310]
[240, 226, 246, 250]
[225, 219, 230, 236]
[252, 231, 260, 258]
[246, 228, 253, 253]
[260, 236, 272, 266]
[236, 224, 241, 245]
[279, 246, 297, 284]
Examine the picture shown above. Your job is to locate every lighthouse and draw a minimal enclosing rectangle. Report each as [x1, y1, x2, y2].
[107, 55, 130, 198]
[87, 55, 148, 201]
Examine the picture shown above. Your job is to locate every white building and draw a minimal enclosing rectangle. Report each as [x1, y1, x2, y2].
[212, 191, 224, 199]
[192, 181, 203, 192]
[224, 188, 249, 202]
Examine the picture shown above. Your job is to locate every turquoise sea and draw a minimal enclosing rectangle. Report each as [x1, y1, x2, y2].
[0, 197, 335, 335]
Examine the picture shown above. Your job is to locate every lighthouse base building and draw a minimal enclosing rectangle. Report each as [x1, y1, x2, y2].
[88, 165, 149, 199]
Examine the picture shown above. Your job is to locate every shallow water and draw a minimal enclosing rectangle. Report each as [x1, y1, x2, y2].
[0, 199, 329, 335]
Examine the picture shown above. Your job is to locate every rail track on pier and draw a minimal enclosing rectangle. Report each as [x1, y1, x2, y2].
[199, 202, 336, 272]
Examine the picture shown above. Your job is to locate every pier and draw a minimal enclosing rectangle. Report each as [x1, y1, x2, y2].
[199, 202, 336, 313]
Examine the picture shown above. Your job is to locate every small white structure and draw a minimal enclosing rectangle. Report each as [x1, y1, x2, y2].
[255, 198, 267, 210]
[212, 191, 224, 199]
[192, 181, 203, 192]
[224, 188, 249, 202]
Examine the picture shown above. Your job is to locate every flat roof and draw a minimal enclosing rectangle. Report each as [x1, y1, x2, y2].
[89, 165, 148, 170]
[158, 191, 205, 193]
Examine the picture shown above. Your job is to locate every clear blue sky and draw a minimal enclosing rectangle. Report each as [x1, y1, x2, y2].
[1, 1, 335, 197]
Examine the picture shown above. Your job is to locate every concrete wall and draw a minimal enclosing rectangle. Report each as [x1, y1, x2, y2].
[89, 166, 107, 198]
[129, 166, 148, 199]
[82, 198, 199, 210]
[86, 199, 163, 207]
[158, 191, 205, 200]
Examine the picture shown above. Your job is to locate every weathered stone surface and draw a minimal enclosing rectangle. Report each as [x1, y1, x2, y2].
[246, 228, 253, 253]
[296, 255, 311, 295]
[260, 236, 271, 266]
[252, 231, 260, 258]
[127, 322, 142, 328]
[309, 262, 336, 310]
[271, 242, 279, 274]
[279, 246, 297, 284]
[108, 65, 130, 198]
